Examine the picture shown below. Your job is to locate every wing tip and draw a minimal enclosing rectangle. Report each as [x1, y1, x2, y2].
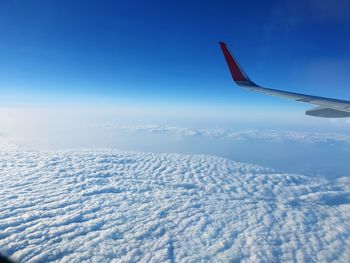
[219, 41, 250, 82]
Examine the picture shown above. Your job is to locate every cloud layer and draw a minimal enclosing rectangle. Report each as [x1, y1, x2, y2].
[103, 124, 350, 144]
[0, 144, 349, 262]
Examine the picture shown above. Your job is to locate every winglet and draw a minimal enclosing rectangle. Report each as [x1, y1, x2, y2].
[219, 42, 251, 84]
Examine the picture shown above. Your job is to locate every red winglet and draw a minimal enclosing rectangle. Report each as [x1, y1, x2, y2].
[219, 42, 248, 82]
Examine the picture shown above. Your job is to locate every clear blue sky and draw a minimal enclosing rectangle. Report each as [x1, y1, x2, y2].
[1, 0, 350, 109]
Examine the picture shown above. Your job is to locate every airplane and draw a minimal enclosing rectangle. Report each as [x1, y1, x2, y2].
[219, 42, 350, 118]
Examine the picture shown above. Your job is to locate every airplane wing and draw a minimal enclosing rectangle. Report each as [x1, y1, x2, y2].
[219, 42, 350, 118]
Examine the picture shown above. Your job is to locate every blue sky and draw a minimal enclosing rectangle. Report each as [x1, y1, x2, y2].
[0, 0, 350, 111]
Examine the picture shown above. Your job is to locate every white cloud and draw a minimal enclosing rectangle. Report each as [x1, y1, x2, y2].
[101, 124, 350, 144]
[0, 143, 349, 262]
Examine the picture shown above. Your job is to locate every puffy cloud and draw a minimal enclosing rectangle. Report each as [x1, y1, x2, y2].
[102, 124, 350, 144]
[0, 143, 349, 262]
